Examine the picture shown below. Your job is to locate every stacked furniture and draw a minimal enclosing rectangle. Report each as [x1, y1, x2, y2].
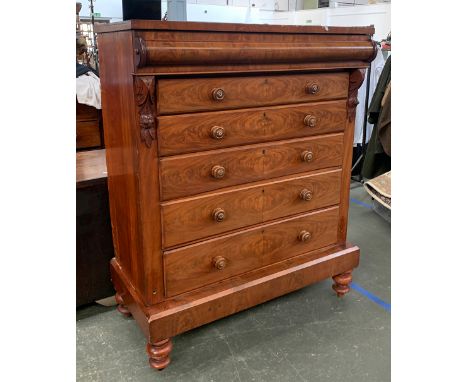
[76, 149, 115, 306]
[96, 20, 376, 370]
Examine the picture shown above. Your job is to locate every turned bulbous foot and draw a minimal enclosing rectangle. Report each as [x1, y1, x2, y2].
[115, 292, 132, 317]
[147, 339, 173, 370]
[332, 270, 353, 297]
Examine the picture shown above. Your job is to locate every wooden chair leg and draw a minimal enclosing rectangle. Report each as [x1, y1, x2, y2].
[147, 338, 173, 370]
[332, 270, 353, 297]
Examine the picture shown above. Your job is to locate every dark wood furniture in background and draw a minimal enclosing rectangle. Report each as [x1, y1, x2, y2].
[76, 150, 115, 306]
[96, 20, 376, 370]
[76, 101, 104, 150]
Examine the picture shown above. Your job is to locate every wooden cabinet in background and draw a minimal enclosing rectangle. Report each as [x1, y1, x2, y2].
[76, 150, 114, 306]
[96, 20, 376, 371]
[76, 101, 103, 150]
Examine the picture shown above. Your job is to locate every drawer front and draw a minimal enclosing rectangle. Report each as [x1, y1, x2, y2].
[262, 168, 342, 222]
[161, 169, 342, 247]
[160, 134, 344, 200]
[157, 73, 349, 114]
[76, 120, 101, 149]
[164, 206, 339, 297]
[157, 100, 347, 156]
[162, 186, 264, 248]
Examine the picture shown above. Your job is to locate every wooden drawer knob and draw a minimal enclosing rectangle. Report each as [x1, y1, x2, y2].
[300, 189, 313, 201]
[210, 126, 225, 139]
[212, 256, 227, 270]
[305, 83, 320, 95]
[304, 115, 317, 128]
[212, 88, 225, 101]
[211, 165, 226, 179]
[301, 150, 313, 163]
[298, 230, 312, 242]
[212, 208, 226, 222]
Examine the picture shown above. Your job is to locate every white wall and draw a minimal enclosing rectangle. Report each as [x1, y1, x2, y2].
[76, 0, 390, 39]
[186, 3, 390, 41]
[326, 3, 390, 41]
[78, 0, 123, 21]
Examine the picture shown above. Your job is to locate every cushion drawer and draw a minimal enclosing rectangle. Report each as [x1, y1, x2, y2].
[164, 206, 340, 297]
[161, 169, 342, 247]
[160, 133, 343, 200]
[157, 73, 349, 115]
[158, 100, 347, 156]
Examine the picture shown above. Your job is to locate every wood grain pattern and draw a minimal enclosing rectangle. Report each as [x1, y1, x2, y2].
[262, 169, 342, 221]
[76, 149, 107, 187]
[96, 19, 375, 36]
[160, 134, 343, 200]
[141, 30, 371, 44]
[161, 169, 341, 247]
[99, 31, 144, 294]
[140, 40, 375, 68]
[164, 206, 339, 296]
[99, 33, 165, 305]
[157, 73, 348, 114]
[137, 61, 373, 76]
[161, 187, 263, 248]
[76, 101, 103, 150]
[148, 243, 360, 342]
[110, 243, 359, 342]
[157, 100, 347, 156]
[96, 21, 369, 369]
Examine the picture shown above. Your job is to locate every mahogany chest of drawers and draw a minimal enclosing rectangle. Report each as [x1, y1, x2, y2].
[96, 20, 376, 370]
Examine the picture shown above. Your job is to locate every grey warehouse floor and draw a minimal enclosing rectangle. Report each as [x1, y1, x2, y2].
[77, 182, 391, 381]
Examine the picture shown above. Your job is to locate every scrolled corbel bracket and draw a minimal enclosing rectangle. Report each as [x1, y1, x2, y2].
[368, 39, 378, 63]
[134, 37, 147, 68]
[134, 76, 156, 148]
[347, 69, 366, 122]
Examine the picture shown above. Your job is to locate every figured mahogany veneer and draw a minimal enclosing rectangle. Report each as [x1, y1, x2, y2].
[158, 73, 348, 114]
[96, 20, 374, 371]
[161, 169, 342, 247]
[157, 100, 347, 156]
[164, 206, 340, 296]
[160, 134, 344, 200]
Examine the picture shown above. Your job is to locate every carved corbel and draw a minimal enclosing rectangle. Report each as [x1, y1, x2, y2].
[135, 76, 156, 148]
[134, 37, 147, 68]
[347, 69, 366, 122]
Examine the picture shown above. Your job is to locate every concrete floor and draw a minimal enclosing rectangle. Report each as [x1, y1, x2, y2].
[77, 182, 390, 381]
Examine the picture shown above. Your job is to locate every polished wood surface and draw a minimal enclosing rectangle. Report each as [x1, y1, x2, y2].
[76, 149, 107, 187]
[76, 101, 103, 150]
[96, 19, 375, 35]
[98, 31, 164, 305]
[96, 21, 371, 370]
[147, 339, 173, 370]
[111, 243, 360, 343]
[157, 100, 347, 156]
[332, 270, 353, 297]
[160, 134, 343, 200]
[164, 207, 339, 296]
[161, 169, 341, 247]
[158, 73, 348, 114]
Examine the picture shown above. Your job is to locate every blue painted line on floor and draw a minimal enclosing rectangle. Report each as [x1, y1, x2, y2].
[350, 282, 391, 312]
[350, 197, 373, 210]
